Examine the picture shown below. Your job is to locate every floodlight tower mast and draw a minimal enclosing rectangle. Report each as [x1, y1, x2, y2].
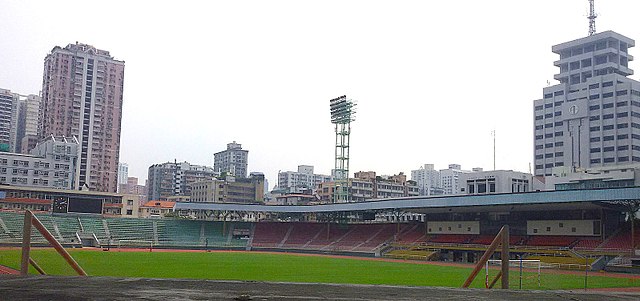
[588, 0, 597, 36]
[329, 95, 356, 203]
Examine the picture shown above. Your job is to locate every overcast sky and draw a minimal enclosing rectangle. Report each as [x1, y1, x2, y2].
[1, 0, 640, 187]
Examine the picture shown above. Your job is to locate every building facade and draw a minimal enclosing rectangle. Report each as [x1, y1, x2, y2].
[317, 171, 419, 203]
[0, 136, 78, 189]
[458, 170, 532, 195]
[41, 42, 125, 192]
[117, 162, 128, 191]
[277, 165, 332, 194]
[189, 173, 265, 204]
[0, 89, 40, 153]
[411, 164, 443, 196]
[147, 161, 217, 201]
[533, 31, 640, 177]
[213, 141, 248, 178]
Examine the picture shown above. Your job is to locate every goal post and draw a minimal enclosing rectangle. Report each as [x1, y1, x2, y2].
[116, 239, 154, 252]
[486, 259, 541, 288]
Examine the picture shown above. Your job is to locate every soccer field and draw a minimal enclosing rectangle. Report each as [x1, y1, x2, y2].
[1, 248, 638, 290]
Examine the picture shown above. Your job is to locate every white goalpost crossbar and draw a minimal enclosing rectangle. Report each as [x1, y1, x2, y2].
[485, 259, 541, 288]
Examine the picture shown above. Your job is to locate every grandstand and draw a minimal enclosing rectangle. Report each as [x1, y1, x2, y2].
[1, 187, 640, 272]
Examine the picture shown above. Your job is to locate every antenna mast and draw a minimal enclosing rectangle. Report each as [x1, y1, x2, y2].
[588, 0, 597, 36]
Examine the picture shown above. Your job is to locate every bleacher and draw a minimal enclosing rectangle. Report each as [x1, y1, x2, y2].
[525, 236, 578, 247]
[281, 223, 324, 248]
[599, 228, 640, 250]
[156, 219, 201, 247]
[106, 218, 155, 243]
[251, 222, 291, 247]
[384, 248, 436, 261]
[394, 224, 426, 244]
[307, 224, 351, 250]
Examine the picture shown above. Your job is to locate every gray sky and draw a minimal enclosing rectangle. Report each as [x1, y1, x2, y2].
[1, 0, 640, 187]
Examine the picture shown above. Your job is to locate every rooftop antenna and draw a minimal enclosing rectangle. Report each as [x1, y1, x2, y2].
[491, 130, 496, 170]
[588, 0, 597, 36]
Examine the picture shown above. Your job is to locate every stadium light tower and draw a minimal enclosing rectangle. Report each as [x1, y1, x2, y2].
[329, 95, 356, 203]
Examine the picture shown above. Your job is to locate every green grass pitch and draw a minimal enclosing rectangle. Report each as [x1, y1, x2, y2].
[0, 248, 638, 290]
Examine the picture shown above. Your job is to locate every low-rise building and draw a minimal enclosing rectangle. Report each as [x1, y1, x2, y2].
[458, 169, 532, 194]
[317, 171, 419, 203]
[189, 173, 265, 204]
[0, 135, 79, 189]
[139, 200, 175, 218]
[541, 163, 640, 191]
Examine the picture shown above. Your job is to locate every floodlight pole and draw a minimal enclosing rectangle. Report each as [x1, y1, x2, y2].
[329, 95, 356, 203]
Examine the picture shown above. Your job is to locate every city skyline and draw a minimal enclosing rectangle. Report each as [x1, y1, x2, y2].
[2, 0, 640, 186]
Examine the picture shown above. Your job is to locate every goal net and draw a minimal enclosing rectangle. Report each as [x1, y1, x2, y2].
[486, 259, 541, 289]
[116, 239, 154, 251]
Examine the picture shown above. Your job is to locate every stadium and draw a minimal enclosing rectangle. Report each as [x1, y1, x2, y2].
[1, 185, 640, 299]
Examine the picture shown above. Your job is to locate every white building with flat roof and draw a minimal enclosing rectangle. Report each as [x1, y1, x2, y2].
[0, 135, 79, 189]
[458, 170, 532, 195]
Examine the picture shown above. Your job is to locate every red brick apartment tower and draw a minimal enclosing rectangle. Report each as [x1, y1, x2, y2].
[41, 42, 125, 192]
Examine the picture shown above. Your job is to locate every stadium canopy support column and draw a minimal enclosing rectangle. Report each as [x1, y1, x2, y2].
[461, 225, 509, 289]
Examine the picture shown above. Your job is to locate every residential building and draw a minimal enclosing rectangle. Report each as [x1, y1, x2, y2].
[411, 164, 443, 196]
[102, 194, 141, 218]
[147, 161, 217, 201]
[317, 171, 419, 203]
[118, 176, 147, 204]
[533, 31, 640, 177]
[117, 163, 128, 191]
[139, 200, 175, 218]
[0, 135, 78, 189]
[20, 94, 41, 153]
[277, 165, 332, 194]
[189, 173, 265, 204]
[458, 170, 532, 195]
[439, 164, 472, 195]
[41, 42, 125, 192]
[0, 89, 40, 153]
[273, 194, 319, 205]
[213, 141, 248, 178]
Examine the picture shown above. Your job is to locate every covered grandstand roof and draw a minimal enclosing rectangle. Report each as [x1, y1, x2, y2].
[175, 187, 640, 213]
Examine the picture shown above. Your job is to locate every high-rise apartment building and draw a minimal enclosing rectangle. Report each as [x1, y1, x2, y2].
[213, 141, 248, 178]
[41, 42, 125, 192]
[410, 164, 442, 196]
[0, 89, 41, 153]
[0, 89, 17, 152]
[533, 31, 640, 176]
[147, 161, 217, 201]
[117, 162, 128, 191]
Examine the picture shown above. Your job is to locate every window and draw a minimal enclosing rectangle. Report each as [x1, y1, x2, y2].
[545, 103, 553, 108]
[126, 210, 133, 215]
[545, 123, 553, 128]
[603, 103, 614, 109]
[571, 227, 577, 233]
[618, 123, 629, 129]
[544, 93, 553, 99]
[603, 135, 614, 141]
[554, 90, 564, 96]
[535, 145, 543, 150]
[602, 81, 613, 87]
[555, 131, 563, 137]
[590, 137, 600, 142]
[619, 145, 629, 150]
[590, 116, 600, 121]
[555, 121, 563, 126]
[535, 125, 543, 130]
[535, 135, 543, 140]
[535, 105, 543, 111]
[535, 115, 543, 120]
[602, 92, 613, 98]
[618, 112, 629, 118]
[554, 111, 562, 116]
[546, 227, 551, 232]
[559, 223, 564, 228]
[590, 148, 601, 153]
[616, 90, 628, 96]
[589, 83, 599, 89]
[589, 104, 600, 111]
[589, 126, 600, 132]
[545, 133, 553, 138]
[603, 125, 614, 130]
[555, 141, 564, 147]
[603, 146, 615, 152]
[555, 152, 564, 157]
[533, 228, 538, 234]
[545, 143, 553, 148]
[619, 156, 629, 162]
[589, 94, 600, 100]
[544, 113, 553, 118]
[603, 114, 614, 119]
[617, 101, 628, 107]
[591, 159, 601, 164]
[604, 157, 615, 163]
